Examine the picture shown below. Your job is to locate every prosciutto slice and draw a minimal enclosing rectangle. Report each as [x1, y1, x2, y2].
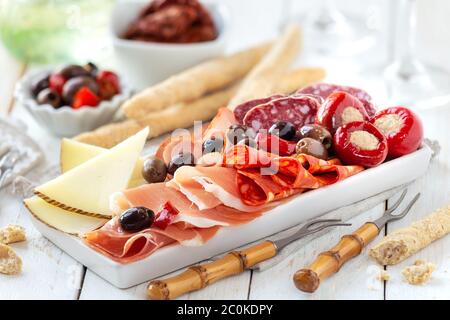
[172, 166, 267, 212]
[84, 218, 219, 263]
[120, 183, 263, 227]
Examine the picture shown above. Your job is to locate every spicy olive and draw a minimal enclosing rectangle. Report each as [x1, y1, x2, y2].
[226, 124, 255, 145]
[237, 137, 257, 148]
[37, 88, 62, 109]
[62, 76, 99, 104]
[142, 156, 167, 183]
[202, 137, 224, 154]
[119, 207, 155, 232]
[269, 121, 296, 141]
[298, 124, 333, 150]
[57, 64, 91, 80]
[296, 137, 329, 160]
[31, 73, 50, 97]
[167, 152, 195, 175]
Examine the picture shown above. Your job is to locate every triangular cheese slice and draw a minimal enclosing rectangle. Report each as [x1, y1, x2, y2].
[24, 197, 107, 236]
[60, 139, 145, 187]
[35, 128, 148, 217]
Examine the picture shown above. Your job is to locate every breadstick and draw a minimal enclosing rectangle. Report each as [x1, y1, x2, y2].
[369, 206, 450, 265]
[74, 67, 325, 148]
[122, 42, 272, 119]
[74, 120, 143, 149]
[228, 24, 302, 109]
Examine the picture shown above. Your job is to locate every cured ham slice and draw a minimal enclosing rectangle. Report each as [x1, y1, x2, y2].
[172, 166, 267, 212]
[203, 108, 237, 141]
[84, 218, 219, 263]
[120, 183, 263, 227]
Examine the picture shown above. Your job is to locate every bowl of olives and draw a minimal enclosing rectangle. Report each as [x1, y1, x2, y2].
[14, 63, 132, 137]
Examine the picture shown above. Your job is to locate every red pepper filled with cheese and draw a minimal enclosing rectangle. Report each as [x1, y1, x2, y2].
[316, 91, 369, 133]
[333, 121, 388, 168]
[371, 107, 423, 158]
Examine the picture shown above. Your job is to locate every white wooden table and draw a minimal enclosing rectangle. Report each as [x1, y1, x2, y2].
[1, 0, 449, 300]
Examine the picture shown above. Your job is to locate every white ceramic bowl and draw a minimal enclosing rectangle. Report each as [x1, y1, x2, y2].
[15, 68, 132, 137]
[111, 1, 229, 90]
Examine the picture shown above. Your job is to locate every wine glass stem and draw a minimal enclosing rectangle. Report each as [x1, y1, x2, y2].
[394, 0, 421, 74]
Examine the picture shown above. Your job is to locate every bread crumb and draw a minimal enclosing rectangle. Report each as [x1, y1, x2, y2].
[0, 225, 26, 245]
[402, 260, 435, 285]
[0, 243, 22, 275]
[377, 270, 391, 281]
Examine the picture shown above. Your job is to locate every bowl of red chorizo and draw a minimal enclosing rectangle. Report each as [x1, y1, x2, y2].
[111, 0, 229, 88]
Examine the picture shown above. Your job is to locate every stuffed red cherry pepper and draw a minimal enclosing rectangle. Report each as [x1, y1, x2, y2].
[316, 91, 369, 133]
[371, 107, 423, 158]
[333, 121, 388, 167]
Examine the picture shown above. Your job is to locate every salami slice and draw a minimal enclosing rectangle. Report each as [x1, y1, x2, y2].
[297, 83, 376, 117]
[242, 96, 320, 132]
[233, 94, 284, 124]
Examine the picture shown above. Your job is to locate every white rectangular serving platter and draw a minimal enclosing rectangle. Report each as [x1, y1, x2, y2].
[29, 145, 432, 288]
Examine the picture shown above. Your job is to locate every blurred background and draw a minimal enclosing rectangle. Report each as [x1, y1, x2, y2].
[1, 0, 450, 111]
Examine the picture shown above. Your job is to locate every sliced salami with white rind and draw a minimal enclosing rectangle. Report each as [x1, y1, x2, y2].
[297, 83, 376, 117]
[243, 95, 320, 132]
[233, 94, 284, 124]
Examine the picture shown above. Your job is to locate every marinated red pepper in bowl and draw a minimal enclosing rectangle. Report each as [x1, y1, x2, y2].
[371, 107, 424, 158]
[333, 121, 388, 168]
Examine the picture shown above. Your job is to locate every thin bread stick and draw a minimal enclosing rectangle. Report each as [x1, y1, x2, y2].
[228, 24, 302, 109]
[74, 67, 325, 148]
[122, 42, 272, 119]
[369, 205, 450, 265]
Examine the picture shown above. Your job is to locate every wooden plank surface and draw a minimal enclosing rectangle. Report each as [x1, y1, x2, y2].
[383, 107, 450, 300]
[1, 0, 450, 300]
[249, 205, 386, 300]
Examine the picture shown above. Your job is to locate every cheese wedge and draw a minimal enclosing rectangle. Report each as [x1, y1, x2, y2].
[60, 139, 145, 188]
[24, 196, 107, 236]
[35, 127, 149, 218]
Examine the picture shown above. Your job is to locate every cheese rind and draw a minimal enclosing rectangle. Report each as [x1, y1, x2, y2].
[35, 128, 148, 217]
[60, 139, 146, 188]
[24, 196, 107, 236]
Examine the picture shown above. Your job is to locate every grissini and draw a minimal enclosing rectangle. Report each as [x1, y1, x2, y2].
[74, 67, 325, 148]
[228, 24, 302, 109]
[369, 205, 450, 265]
[122, 42, 272, 120]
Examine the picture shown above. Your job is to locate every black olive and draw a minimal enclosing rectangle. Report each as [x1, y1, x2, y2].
[57, 64, 91, 80]
[31, 73, 50, 97]
[142, 156, 167, 183]
[62, 76, 99, 104]
[202, 137, 224, 154]
[226, 124, 255, 145]
[84, 62, 99, 77]
[37, 88, 62, 109]
[269, 121, 296, 141]
[119, 207, 155, 232]
[296, 137, 329, 160]
[237, 137, 256, 148]
[167, 152, 195, 175]
[298, 124, 333, 150]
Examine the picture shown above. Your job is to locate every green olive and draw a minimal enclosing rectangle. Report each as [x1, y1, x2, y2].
[298, 124, 333, 149]
[296, 137, 329, 160]
[142, 156, 167, 183]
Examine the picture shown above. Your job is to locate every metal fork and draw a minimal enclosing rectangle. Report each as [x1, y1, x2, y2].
[147, 218, 351, 299]
[294, 189, 420, 293]
[0, 148, 23, 188]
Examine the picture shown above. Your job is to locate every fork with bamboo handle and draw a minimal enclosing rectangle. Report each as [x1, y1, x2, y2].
[147, 219, 350, 300]
[293, 190, 420, 293]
